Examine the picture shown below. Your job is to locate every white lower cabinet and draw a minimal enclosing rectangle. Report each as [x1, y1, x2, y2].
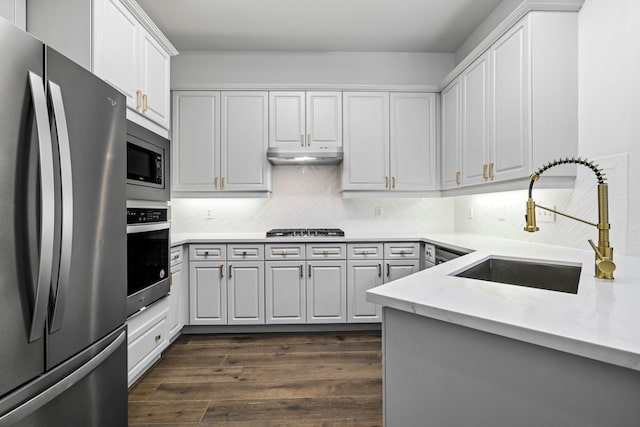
[227, 261, 265, 324]
[307, 261, 347, 323]
[265, 261, 306, 324]
[385, 260, 420, 283]
[168, 245, 186, 340]
[126, 297, 169, 386]
[189, 261, 227, 325]
[347, 260, 383, 322]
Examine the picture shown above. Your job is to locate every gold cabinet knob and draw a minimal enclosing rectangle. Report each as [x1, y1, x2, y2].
[242, 251, 247, 257]
[323, 249, 329, 256]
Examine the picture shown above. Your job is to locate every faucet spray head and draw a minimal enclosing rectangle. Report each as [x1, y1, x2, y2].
[524, 198, 539, 232]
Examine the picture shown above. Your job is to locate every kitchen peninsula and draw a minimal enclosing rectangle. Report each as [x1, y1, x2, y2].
[367, 234, 640, 426]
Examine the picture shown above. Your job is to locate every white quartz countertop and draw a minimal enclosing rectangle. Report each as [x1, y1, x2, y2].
[366, 234, 640, 371]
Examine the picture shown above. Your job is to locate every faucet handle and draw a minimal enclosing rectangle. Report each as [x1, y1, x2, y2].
[588, 239, 616, 277]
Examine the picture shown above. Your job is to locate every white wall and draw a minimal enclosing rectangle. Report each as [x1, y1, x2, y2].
[171, 165, 455, 234]
[171, 51, 454, 88]
[455, 0, 640, 257]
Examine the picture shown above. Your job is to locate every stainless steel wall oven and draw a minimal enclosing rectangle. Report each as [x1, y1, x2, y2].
[126, 204, 170, 316]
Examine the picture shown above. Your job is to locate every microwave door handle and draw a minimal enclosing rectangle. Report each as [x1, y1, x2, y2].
[27, 72, 56, 343]
[48, 81, 73, 333]
[126, 222, 171, 234]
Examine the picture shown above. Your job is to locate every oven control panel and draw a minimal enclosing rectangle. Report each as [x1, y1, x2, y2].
[127, 208, 168, 224]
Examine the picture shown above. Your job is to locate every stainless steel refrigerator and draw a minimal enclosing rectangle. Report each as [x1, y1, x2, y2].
[0, 19, 127, 426]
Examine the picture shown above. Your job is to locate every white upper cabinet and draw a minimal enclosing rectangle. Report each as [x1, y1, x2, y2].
[93, 0, 176, 133]
[172, 91, 270, 195]
[221, 91, 270, 192]
[440, 11, 577, 191]
[0, 0, 25, 29]
[269, 91, 342, 151]
[343, 92, 437, 193]
[390, 93, 437, 191]
[342, 92, 390, 191]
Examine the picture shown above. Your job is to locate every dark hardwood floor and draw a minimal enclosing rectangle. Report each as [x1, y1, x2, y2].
[128, 331, 383, 426]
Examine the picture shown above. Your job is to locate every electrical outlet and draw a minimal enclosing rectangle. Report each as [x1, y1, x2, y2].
[374, 207, 383, 218]
[536, 202, 556, 223]
[205, 208, 214, 220]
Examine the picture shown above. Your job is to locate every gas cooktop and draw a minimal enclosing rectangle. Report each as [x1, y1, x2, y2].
[266, 228, 345, 237]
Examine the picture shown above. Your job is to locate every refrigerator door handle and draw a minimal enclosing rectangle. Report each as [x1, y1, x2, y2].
[27, 71, 55, 343]
[0, 331, 126, 426]
[47, 81, 73, 333]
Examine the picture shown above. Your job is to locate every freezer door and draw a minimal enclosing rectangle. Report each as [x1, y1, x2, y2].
[0, 326, 127, 426]
[45, 48, 127, 369]
[0, 20, 47, 398]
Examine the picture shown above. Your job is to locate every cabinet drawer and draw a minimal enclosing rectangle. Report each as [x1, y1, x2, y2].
[127, 301, 169, 373]
[170, 246, 183, 267]
[347, 243, 383, 260]
[384, 242, 420, 259]
[228, 244, 265, 261]
[190, 244, 226, 261]
[307, 243, 346, 259]
[265, 244, 305, 260]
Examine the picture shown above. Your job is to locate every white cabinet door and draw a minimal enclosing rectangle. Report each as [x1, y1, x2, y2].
[172, 91, 221, 192]
[306, 92, 342, 148]
[489, 18, 531, 182]
[306, 261, 347, 324]
[139, 27, 170, 129]
[0, 0, 25, 29]
[384, 260, 420, 283]
[347, 260, 383, 323]
[390, 93, 437, 191]
[93, 0, 139, 110]
[227, 262, 265, 325]
[189, 261, 227, 325]
[168, 262, 183, 339]
[265, 261, 306, 324]
[221, 91, 269, 191]
[441, 80, 462, 189]
[461, 53, 490, 186]
[342, 92, 390, 190]
[269, 92, 305, 149]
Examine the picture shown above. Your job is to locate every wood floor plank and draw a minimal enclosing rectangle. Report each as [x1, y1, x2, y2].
[128, 382, 160, 402]
[238, 363, 381, 382]
[152, 354, 227, 369]
[139, 366, 243, 384]
[165, 341, 382, 356]
[186, 332, 381, 346]
[128, 400, 209, 424]
[223, 351, 381, 367]
[202, 396, 382, 423]
[148, 378, 382, 401]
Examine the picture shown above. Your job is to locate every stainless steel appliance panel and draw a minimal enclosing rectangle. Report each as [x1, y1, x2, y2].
[45, 48, 127, 369]
[0, 20, 46, 399]
[126, 120, 170, 201]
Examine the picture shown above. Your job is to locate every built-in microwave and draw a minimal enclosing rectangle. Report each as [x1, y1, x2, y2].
[126, 120, 170, 201]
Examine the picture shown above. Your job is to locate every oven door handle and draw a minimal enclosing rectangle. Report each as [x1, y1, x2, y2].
[126, 222, 170, 234]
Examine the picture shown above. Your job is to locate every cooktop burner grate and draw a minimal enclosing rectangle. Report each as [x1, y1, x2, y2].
[266, 228, 345, 237]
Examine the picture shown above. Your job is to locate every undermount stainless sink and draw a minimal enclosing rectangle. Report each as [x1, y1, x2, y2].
[452, 256, 582, 294]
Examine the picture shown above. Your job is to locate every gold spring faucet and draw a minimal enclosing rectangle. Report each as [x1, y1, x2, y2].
[524, 157, 615, 279]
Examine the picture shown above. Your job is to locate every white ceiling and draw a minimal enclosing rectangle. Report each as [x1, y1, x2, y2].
[137, 0, 503, 52]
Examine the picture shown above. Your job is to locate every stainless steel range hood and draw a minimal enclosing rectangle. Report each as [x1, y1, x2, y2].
[267, 146, 343, 165]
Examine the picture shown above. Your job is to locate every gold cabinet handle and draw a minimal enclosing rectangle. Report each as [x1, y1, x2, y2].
[392, 177, 396, 189]
[172, 254, 180, 261]
[135, 90, 142, 110]
[386, 263, 390, 277]
[221, 177, 225, 190]
[456, 171, 461, 186]
[488, 162, 494, 181]
[214, 176, 219, 190]
[219, 264, 224, 278]
[323, 249, 329, 256]
[378, 263, 382, 277]
[300, 134, 304, 147]
[482, 164, 489, 181]
[307, 134, 311, 146]
[229, 264, 233, 278]
[300, 264, 304, 278]
[308, 264, 312, 278]
[142, 93, 148, 113]
[385, 176, 389, 188]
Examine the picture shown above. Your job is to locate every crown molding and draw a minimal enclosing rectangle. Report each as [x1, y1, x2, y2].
[120, 0, 179, 56]
[439, 0, 584, 90]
